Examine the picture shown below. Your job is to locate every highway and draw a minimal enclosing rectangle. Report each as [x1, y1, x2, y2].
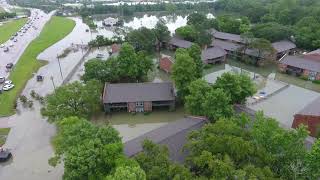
[0, 8, 52, 78]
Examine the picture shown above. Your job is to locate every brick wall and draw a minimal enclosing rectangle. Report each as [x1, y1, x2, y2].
[303, 69, 310, 77]
[159, 57, 173, 73]
[144, 101, 152, 112]
[316, 73, 320, 80]
[127, 102, 136, 112]
[278, 63, 287, 72]
[292, 114, 320, 137]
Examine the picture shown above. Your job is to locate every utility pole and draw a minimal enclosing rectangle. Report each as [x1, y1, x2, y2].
[57, 55, 64, 80]
[50, 76, 56, 92]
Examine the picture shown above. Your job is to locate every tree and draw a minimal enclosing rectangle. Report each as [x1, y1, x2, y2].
[185, 79, 211, 116]
[249, 38, 275, 63]
[202, 88, 234, 121]
[42, 80, 102, 122]
[171, 49, 198, 99]
[306, 139, 320, 179]
[195, 30, 212, 48]
[214, 73, 256, 104]
[240, 32, 254, 58]
[187, 44, 203, 78]
[294, 16, 320, 50]
[154, 19, 170, 50]
[175, 25, 197, 41]
[50, 116, 124, 179]
[127, 27, 156, 52]
[82, 58, 118, 83]
[187, 13, 207, 27]
[251, 22, 292, 42]
[106, 166, 146, 180]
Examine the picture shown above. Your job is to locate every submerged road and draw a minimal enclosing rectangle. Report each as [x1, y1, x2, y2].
[0, 17, 92, 180]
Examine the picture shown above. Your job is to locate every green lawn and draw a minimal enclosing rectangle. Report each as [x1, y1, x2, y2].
[276, 73, 320, 92]
[0, 128, 10, 146]
[0, 18, 27, 44]
[0, 16, 75, 116]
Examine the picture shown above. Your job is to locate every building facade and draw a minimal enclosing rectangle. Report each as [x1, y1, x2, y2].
[103, 82, 175, 113]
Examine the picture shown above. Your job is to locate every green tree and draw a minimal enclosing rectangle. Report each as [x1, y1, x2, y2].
[306, 139, 320, 179]
[187, 44, 203, 78]
[82, 58, 118, 83]
[202, 88, 234, 121]
[214, 73, 256, 104]
[106, 166, 146, 180]
[50, 116, 123, 180]
[249, 38, 275, 63]
[187, 13, 207, 27]
[127, 27, 156, 52]
[154, 19, 170, 50]
[251, 22, 292, 42]
[175, 25, 197, 41]
[185, 79, 211, 116]
[42, 80, 102, 122]
[171, 49, 198, 99]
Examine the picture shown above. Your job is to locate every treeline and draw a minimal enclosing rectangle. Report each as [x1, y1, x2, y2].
[214, 0, 320, 50]
[79, 2, 214, 17]
[0, 12, 16, 20]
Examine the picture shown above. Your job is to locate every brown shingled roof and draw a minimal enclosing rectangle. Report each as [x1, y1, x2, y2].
[169, 37, 193, 49]
[280, 55, 320, 73]
[124, 117, 207, 163]
[201, 47, 227, 61]
[103, 82, 175, 103]
[297, 97, 320, 116]
[213, 31, 242, 43]
[272, 40, 296, 53]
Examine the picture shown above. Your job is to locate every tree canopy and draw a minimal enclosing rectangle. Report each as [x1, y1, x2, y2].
[42, 80, 102, 123]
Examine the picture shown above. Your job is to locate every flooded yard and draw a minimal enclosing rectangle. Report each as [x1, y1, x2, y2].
[92, 107, 186, 142]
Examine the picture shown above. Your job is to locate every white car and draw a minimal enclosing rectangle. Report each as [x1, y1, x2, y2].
[4, 80, 12, 85]
[2, 84, 14, 91]
[0, 44, 4, 48]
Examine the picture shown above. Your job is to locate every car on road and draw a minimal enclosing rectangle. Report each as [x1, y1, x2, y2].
[0, 77, 5, 84]
[10, 36, 14, 40]
[6, 63, 13, 69]
[3, 47, 9, 52]
[2, 84, 14, 91]
[0, 44, 4, 48]
[4, 80, 12, 85]
[0, 148, 12, 162]
[9, 44, 14, 47]
[13, 39, 17, 42]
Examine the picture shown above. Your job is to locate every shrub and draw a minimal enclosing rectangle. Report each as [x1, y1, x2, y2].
[30, 90, 37, 99]
[27, 100, 33, 108]
[312, 80, 320, 84]
[19, 95, 28, 104]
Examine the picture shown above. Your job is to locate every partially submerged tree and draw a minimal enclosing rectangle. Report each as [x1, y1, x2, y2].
[42, 80, 102, 123]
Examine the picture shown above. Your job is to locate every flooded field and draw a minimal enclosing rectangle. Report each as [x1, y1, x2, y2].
[92, 107, 186, 142]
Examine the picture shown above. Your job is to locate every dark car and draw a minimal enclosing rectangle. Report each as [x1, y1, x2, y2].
[6, 63, 13, 69]
[0, 77, 5, 84]
[0, 149, 12, 162]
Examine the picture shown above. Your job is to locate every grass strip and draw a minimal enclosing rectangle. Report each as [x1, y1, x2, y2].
[0, 16, 75, 116]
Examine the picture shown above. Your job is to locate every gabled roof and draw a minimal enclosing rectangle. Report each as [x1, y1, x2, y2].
[305, 49, 320, 61]
[272, 40, 296, 53]
[201, 47, 227, 61]
[212, 39, 242, 52]
[213, 31, 242, 43]
[280, 55, 320, 73]
[297, 97, 320, 116]
[169, 37, 193, 49]
[124, 117, 207, 163]
[103, 82, 175, 103]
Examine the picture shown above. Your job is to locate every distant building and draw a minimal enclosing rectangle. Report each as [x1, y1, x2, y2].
[201, 47, 227, 64]
[279, 55, 320, 80]
[103, 82, 175, 113]
[159, 54, 174, 73]
[292, 97, 320, 137]
[103, 17, 119, 26]
[124, 117, 207, 163]
[271, 40, 296, 59]
[168, 36, 192, 50]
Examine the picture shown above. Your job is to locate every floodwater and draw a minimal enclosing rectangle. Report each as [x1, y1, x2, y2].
[92, 108, 186, 142]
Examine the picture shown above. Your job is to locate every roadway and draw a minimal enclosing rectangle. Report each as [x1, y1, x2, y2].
[0, 8, 52, 78]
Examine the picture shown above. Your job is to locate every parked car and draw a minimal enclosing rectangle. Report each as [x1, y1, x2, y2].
[2, 84, 14, 91]
[6, 63, 13, 69]
[9, 44, 14, 47]
[0, 44, 4, 48]
[0, 77, 5, 84]
[3, 47, 9, 52]
[0, 148, 12, 162]
[4, 80, 12, 85]
[13, 39, 17, 42]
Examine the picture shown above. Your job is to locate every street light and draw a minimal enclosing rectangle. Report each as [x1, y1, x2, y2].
[56, 55, 64, 80]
